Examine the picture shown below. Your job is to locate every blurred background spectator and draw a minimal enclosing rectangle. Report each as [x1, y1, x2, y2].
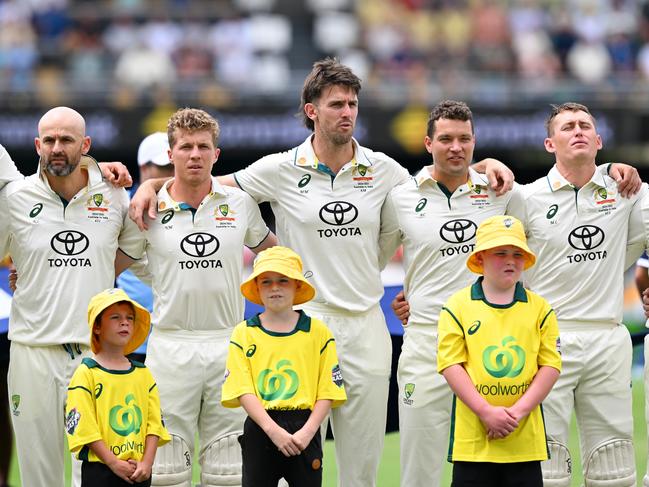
[2, 0, 649, 182]
[0, 0, 648, 105]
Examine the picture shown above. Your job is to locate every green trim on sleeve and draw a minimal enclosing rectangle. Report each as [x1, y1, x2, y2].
[441, 307, 464, 334]
[230, 340, 244, 351]
[149, 383, 158, 393]
[68, 385, 93, 396]
[539, 309, 555, 329]
[447, 395, 457, 462]
[320, 338, 335, 354]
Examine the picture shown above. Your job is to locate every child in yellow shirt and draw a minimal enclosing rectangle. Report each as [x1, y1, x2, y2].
[66, 288, 170, 486]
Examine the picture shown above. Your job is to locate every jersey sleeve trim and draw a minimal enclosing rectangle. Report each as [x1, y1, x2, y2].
[441, 307, 464, 334]
[68, 385, 93, 395]
[230, 340, 243, 351]
[320, 338, 335, 355]
[116, 247, 140, 261]
[246, 228, 271, 250]
[233, 173, 245, 191]
[539, 309, 555, 329]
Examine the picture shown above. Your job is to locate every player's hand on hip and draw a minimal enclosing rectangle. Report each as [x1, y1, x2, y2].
[609, 162, 642, 198]
[391, 290, 410, 326]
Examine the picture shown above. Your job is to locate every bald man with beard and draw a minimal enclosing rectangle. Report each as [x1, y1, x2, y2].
[0, 107, 140, 487]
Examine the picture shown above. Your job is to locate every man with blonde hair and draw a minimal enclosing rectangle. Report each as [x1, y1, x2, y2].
[117, 108, 277, 487]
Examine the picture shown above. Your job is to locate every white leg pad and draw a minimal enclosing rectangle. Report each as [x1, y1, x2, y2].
[584, 439, 635, 487]
[541, 440, 572, 487]
[151, 435, 192, 487]
[200, 433, 242, 487]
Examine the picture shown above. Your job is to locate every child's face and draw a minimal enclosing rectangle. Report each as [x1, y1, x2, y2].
[477, 245, 526, 290]
[256, 271, 298, 312]
[94, 302, 135, 352]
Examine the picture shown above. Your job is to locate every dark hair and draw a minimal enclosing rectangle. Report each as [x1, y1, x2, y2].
[427, 100, 474, 138]
[300, 58, 361, 131]
[545, 102, 595, 136]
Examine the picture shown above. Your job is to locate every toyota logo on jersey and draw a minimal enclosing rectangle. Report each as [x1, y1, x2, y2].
[566, 225, 607, 264]
[51, 231, 90, 255]
[439, 219, 477, 244]
[568, 225, 605, 251]
[49, 230, 91, 267]
[319, 201, 359, 226]
[180, 232, 219, 258]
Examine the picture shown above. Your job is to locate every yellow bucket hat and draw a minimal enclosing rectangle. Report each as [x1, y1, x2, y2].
[466, 215, 536, 274]
[240, 246, 316, 306]
[87, 288, 151, 355]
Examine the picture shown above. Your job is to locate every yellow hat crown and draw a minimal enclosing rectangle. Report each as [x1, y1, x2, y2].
[240, 246, 316, 306]
[466, 215, 536, 274]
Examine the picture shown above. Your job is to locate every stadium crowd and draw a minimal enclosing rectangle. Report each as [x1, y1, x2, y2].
[2, 0, 649, 105]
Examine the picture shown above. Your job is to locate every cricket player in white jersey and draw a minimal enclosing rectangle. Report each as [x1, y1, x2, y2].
[0, 107, 140, 487]
[381, 100, 523, 487]
[387, 101, 642, 487]
[129, 61, 515, 487]
[117, 108, 277, 487]
[508, 103, 646, 487]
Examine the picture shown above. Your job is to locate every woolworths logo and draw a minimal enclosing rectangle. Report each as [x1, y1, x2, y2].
[482, 336, 525, 378]
[257, 360, 299, 401]
[109, 394, 143, 437]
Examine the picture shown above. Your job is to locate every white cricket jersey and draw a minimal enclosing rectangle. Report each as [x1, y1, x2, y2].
[125, 177, 269, 333]
[510, 165, 646, 327]
[234, 136, 410, 313]
[381, 166, 519, 325]
[0, 156, 139, 345]
[0, 144, 23, 190]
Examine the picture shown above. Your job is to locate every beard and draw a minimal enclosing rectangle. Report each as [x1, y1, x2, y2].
[44, 154, 79, 177]
[330, 131, 353, 146]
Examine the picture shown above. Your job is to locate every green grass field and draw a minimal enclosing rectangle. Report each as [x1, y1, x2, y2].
[7, 378, 648, 486]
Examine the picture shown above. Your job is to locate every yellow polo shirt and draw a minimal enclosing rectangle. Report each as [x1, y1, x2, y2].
[438, 279, 561, 463]
[66, 358, 170, 463]
[222, 311, 346, 410]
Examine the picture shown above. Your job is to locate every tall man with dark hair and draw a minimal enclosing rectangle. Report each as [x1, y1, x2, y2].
[381, 100, 524, 487]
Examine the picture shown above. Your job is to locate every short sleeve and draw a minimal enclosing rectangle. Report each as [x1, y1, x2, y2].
[437, 298, 468, 373]
[145, 369, 170, 445]
[118, 210, 147, 260]
[315, 320, 347, 408]
[221, 324, 256, 408]
[538, 305, 561, 372]
[242, 192, 270, 249]
[234, 154, 281, 204]
[65, 366, 102, 456]
[505, 183, 527, 226]
[378, 190, 403, 270]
